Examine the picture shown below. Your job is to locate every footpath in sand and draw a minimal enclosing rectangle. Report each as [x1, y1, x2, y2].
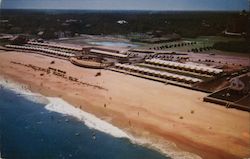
[0, 50, 249, 159]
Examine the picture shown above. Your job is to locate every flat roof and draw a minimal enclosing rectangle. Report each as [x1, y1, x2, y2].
[28, 42, 82, 51]
[146, 59, 223, 74]
[6, 44, 75, 57]
[115, 63, 202, 83]
[90, 49, 128, 58]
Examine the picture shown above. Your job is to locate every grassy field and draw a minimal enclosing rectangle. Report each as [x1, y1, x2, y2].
[140, 36, 247, 53]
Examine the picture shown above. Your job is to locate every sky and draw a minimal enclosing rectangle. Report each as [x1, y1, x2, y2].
[0, 0, 249, 11]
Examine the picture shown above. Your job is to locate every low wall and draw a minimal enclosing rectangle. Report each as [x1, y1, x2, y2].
[203, 96, 250, 112]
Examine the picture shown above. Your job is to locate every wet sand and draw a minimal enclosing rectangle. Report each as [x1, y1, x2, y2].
[0, 50, 249, 159]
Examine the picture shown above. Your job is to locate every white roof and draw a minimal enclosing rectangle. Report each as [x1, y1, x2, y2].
[146, 59, 223, 74]
[6, 44, 75, 57]
[28, 42, 82, 51]
[115, 63, 202, 83]
[90, 49, 128, 58]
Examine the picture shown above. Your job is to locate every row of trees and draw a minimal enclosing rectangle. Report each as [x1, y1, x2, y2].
[149, 42, 197, 50]
[188, 46, 213, 53]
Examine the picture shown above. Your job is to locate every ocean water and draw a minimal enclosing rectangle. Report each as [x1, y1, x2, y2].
[0, 87, 169, 159]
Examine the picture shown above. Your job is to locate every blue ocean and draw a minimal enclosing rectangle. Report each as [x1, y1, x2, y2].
[0, 87, 169, 159]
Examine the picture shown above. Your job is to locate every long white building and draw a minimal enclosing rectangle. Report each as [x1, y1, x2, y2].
[27, 42, 82, 51]
[90, 49, 128, 59]
[6, 45, 75, 57]
[145, 59, 223, 75]
[115, 63, 202, 84]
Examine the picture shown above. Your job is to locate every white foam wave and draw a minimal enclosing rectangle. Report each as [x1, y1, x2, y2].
[133, 138, 202, 159]
[45, 97, 132, 139]
[0, 76, 202, 159]
[44, 98, 202, 159]
[0, 76, 48, 104]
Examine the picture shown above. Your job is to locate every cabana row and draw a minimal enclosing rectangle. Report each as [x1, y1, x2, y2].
[28, 42, 82, 51]
[145, 59, 223, 75]
[6, 45, 75, 57]
[115, 63, 202, 84]
[90, 49, 128, 59]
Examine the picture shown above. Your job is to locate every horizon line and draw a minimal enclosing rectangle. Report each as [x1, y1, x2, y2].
[1, 8, 247, 12]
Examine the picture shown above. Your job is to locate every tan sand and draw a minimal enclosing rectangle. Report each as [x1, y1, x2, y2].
[0, 50, 249, 159]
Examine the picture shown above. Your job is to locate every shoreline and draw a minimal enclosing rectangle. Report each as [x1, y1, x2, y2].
[0, 51, 249, 159]
[0, 77, 132, 139]
[0, 76, 198, 159]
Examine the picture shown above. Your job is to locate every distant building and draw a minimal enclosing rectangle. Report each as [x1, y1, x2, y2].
[65, 19, 78, 23]
[223, 30, 243, 37]
[37, 31, 44, 36]
[225, 10, 248, 37]
[117, 20, 128, 24]
[54, 31, 73, 39]
[0, 20, 9, 23]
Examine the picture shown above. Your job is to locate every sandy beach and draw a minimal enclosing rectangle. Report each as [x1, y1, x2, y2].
[0, 50, 249, 159]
